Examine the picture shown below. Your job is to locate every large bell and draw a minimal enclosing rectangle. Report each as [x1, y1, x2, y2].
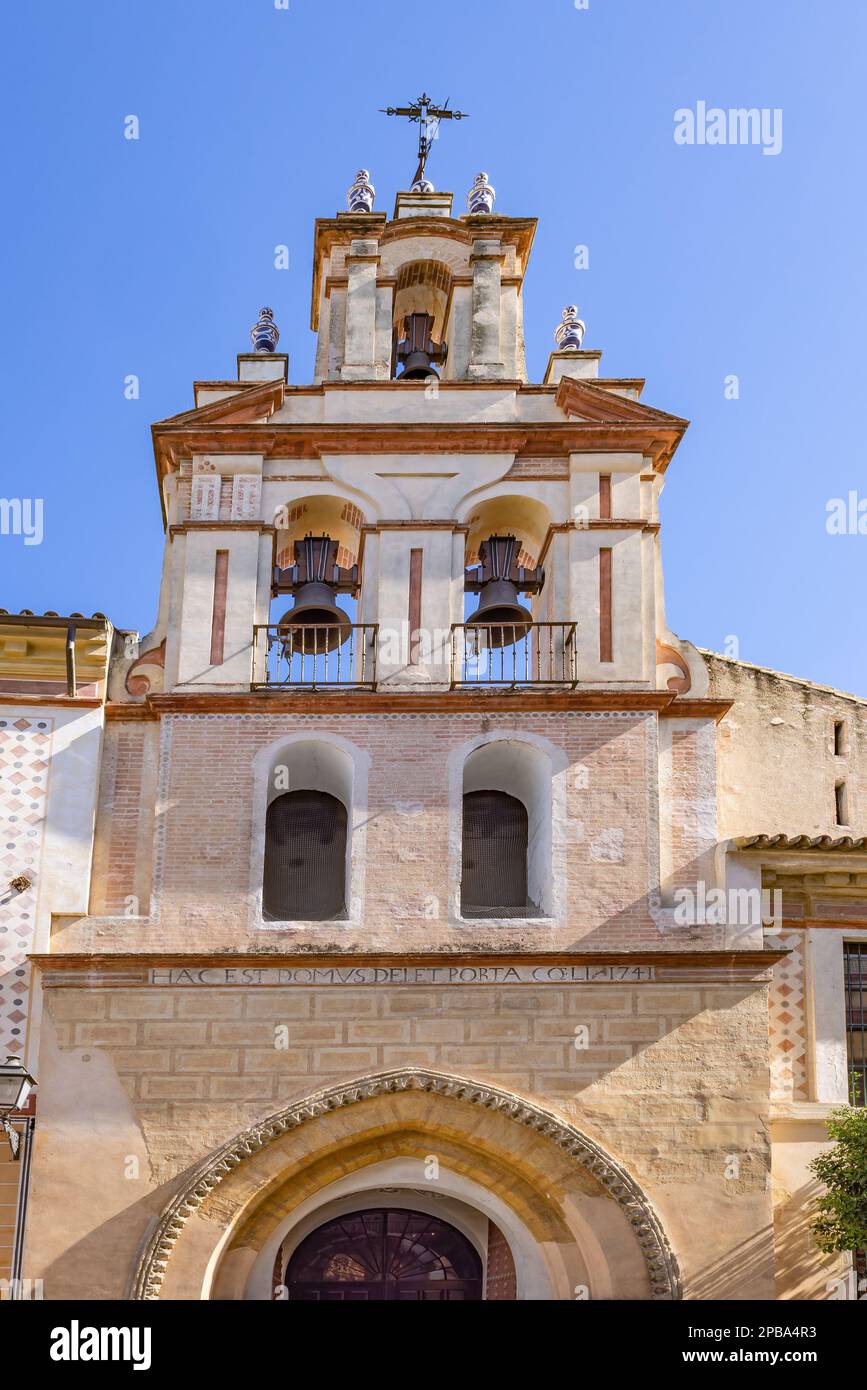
[465, 535, 545, 649]
[396, 312, 447, 381]
[278, 584, 351, 654]
[469, 579, 534, 647]
[274, 535, 357, 654]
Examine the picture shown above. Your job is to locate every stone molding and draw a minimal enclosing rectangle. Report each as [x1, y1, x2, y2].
[129, 1067, 682, 1301]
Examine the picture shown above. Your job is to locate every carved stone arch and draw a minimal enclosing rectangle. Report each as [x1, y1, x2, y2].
[130, 1068, 681, 1300]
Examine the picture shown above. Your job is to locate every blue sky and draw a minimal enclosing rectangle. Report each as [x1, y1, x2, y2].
[1, 0, 865, 692]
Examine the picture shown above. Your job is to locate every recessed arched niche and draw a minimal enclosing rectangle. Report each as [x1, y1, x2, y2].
[258, 736, 358, 925]
[392, 260, 453, 344]
[273, 494, 366, 573]
[464, 494, 552, 570]
[391, 260, 453, 378]
[462, 738, 553, 920]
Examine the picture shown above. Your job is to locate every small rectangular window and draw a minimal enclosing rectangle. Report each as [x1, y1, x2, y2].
[834, 720, 847, 756]
[835, 781, 849, 826]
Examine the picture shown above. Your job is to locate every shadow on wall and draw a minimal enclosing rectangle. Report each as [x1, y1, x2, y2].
[774, 1178, 842, 1300]
[686, 1225, 776, 1300]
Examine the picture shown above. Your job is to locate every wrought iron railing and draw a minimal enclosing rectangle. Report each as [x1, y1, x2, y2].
[252, 624, 378, 690]
[450, 622, 578, 688]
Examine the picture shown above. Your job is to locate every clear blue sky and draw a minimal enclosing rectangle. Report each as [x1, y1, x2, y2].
[2, 1, 865, 693]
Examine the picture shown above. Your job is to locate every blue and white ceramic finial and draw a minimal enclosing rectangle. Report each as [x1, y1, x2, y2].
[347, 169, 375, 212]
[554, 305, 586, 351]
[251, 307, 280, 354]
[467, 171, 496, 214]
[411, 176, 435, 193]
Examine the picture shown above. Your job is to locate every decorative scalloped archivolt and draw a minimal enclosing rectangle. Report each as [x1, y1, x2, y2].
[130, 1067, 682, 1301]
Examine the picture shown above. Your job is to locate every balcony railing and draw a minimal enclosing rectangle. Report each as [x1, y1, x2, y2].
[252, 624, 378, 690]
[450, 622, 578, 688]
[251, 621, 577, 691]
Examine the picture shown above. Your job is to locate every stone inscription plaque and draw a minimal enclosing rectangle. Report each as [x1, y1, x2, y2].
[148, 964, 656, 987]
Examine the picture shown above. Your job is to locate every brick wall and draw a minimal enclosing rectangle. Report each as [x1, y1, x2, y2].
[75, 709, 727, 954]
[89, 721, 157, 917]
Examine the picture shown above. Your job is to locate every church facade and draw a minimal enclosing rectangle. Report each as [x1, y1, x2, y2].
[1, 170, 865, 1301]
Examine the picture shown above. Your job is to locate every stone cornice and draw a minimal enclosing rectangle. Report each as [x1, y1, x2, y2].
[103, 691, 731, 719]
[0, 694, 103, 709]
[780, 917, 867, 930]
[150, 419, 684, 498]
[32, 949, 787, 975]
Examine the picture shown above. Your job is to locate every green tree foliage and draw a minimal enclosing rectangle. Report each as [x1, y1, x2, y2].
[809, 1107, 867, 1254]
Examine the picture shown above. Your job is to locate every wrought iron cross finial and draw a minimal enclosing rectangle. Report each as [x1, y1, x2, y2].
[380, 93, 469, 187]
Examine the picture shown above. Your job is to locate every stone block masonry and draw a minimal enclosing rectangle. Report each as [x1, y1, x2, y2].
[28, 974, 774, 1299]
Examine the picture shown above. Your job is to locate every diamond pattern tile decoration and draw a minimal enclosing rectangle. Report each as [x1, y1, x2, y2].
[768, 930, 807, 1101]
[0, 716, 51, 1055]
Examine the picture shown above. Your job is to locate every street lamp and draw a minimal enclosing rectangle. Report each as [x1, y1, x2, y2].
[0, 1055, 36, 1159]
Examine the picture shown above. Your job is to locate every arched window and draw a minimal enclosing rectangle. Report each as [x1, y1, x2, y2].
[461, 789, 530, 918]
[263, 789, 347, 921]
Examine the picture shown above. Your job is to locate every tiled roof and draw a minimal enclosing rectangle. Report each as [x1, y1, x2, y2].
[0, 610, 109, 625]
[736, 833, 867, 852]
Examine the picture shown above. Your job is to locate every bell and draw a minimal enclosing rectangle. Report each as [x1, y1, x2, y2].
[469, 579, 534, 647]
[273, 535, 357, 654]
[396, 312, 447, 381]
[400, 351, 437, 381]
[278, 584, 351, 654]
[464, 535, 545, 649]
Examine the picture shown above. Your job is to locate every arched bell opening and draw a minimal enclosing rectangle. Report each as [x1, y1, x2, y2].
[273, 495, 364, 649]
[391, 261, 452, 380]
[455, 496, 571, 684]
[263, 495, 374, 688]
[273, 494, 364, 580]
[463, 496, 551, 625]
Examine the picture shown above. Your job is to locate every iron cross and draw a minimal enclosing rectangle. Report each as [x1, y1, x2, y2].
[380, 93, 469, 187]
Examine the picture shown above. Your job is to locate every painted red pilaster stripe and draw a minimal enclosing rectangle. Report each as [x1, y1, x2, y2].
[599, 546, 613, 663]
[209, 550, 229, 666]
[408, 548, 423, 665]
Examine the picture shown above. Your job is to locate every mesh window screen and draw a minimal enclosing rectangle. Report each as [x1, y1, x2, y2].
[263, 790, 348, 921]
[461, 789, 529, 918]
